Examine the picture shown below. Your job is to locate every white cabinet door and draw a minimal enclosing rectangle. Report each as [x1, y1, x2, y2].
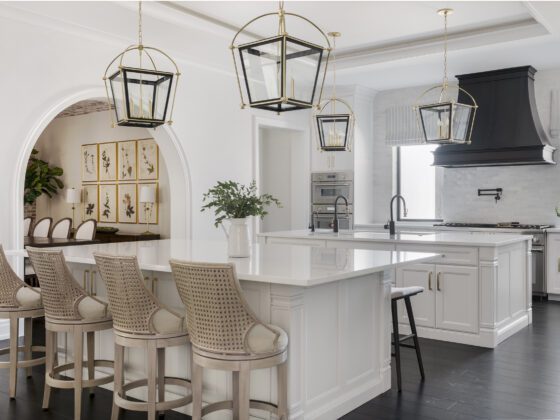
[547, 233, 560, 294]
[435, 265, 478, 333]
[396, 263, 435, 328]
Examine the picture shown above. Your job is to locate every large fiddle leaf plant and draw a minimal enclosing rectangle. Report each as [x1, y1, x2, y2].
[201, 180, 281, 227]
[24, 149, 64, 205]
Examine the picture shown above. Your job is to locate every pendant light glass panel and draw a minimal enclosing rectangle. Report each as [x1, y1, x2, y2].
[316, 114, 350, 151]
[109, 68, 173, 128]
[238, 36, 324, 112]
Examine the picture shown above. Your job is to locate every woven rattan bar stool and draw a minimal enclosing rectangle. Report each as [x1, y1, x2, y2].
[170, 260, 288, 420]
[27, 247, 114, 420]
[0, 245, 45, 399]
[93, 253, 192, 420]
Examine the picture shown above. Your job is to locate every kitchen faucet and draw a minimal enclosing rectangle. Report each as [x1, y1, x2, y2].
[333, 195, 349, 233]
[386, 194, 408, 236]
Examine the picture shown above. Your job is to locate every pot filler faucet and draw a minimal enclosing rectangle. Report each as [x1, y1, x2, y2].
[333, 195, 349, 233]
[385, 194, 408, 236]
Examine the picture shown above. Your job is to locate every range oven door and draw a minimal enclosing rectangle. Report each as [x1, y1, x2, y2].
[532, 246, 546, 296]
[312, 183, 353, 204]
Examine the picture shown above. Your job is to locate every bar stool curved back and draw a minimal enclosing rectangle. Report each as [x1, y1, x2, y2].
[0, 245, 45, 399]
[27, 247, 114, 420]
[170, 260, 288, 420]
[94, 253, 192, 420]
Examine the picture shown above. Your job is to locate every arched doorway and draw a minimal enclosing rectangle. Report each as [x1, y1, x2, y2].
[13, 87, 191, 249]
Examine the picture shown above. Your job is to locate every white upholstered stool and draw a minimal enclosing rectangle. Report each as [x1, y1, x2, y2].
[0, 245, 45, 399]
[94, 253, 192, 420]
[27, 247, 114, 420]
[391, 286, 425, 392]
[170, 260, 288, 420]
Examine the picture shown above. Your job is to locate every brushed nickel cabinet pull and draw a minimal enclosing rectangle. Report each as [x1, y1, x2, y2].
[428, 272, 433, 291]
[90, 271, 97, 296]
[437, 272, 442, 291]
[151, 277, 158, 296]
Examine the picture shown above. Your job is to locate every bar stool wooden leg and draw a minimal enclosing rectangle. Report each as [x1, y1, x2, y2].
[87, 331, 95, 397]
[391, 299, 402, 392]
[236, 365, 250, 420]
[404, 297, 425, 380]
[147, 341, 157, 420]
[43, 330, 54, 409]
[24, 317, 33, 378]
[192, 361, 203, 420]
[9, 315, 18, 399]
[111, 343, 123, 420]
[73, 330, 84, 420]
[277, 361, 288, 420]
[157, 347, 165, 416]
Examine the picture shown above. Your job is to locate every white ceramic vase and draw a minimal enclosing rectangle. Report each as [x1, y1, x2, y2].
[221, 218, 251, 258]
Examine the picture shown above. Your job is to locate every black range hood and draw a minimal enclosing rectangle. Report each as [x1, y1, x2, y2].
[433, 66, 555, 167]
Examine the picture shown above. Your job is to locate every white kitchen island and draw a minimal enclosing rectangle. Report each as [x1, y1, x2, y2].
[259, 230, 533, 349]
[8, 239, 437, 420]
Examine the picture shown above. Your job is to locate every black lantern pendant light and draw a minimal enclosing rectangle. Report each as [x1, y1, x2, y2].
[415, 9, 478, 144]
[230, 1, 331, 113]
[103, 1, 180, 128]
[314, 32, 355, 152]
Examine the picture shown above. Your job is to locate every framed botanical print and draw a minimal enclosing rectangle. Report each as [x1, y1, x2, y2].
[98, 142, 117, 181]
[118, 140, 137, 181]
[138, 139, 159, 180]
[118, 183, 137, 224]
[98, 184, 117, 223]
[138, 183, 159, 225]
[81, 144, 98, 182]
[82, 184, 99, 221]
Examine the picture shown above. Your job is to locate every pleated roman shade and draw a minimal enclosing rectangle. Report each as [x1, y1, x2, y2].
[385, 105, 425, 146]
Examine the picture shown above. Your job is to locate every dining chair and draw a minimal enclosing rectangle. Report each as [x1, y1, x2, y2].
[94, 253, 191, 420]
[23, 217, 33, 237]
[50, 218, 72, 239]
[32, 217, 52, 238]
[75, 219, 97, 240]
[0, 245, 45, 399]
[170, 260, 288, 420]
[27, 247, 114, 420]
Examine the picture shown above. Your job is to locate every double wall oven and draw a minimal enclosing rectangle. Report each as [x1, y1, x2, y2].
[311, 172, 354, 230]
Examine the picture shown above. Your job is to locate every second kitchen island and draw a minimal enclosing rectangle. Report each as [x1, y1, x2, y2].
[259, 230, 533, 348]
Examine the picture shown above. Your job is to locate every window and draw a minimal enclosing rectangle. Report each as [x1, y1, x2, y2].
[396, 144, 441, 221]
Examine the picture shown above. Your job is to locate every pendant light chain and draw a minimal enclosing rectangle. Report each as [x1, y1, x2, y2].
[442, 10, 449, 89]
[278, 1, 286, 35]
[138, 1, 143, 46]
[331, 34, 337, 113]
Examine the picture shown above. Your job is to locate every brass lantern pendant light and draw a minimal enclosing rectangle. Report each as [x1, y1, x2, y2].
[415, 9, 478, 144]
[103, 1, 180, 128]
[230, 1, 331, 113]
[314, 32, 355, 152]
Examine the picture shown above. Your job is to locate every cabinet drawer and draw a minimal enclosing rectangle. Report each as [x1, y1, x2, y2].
[266, 237, 326, 247]
[326, 240, 396, 251]
[396, 244, 478, 266]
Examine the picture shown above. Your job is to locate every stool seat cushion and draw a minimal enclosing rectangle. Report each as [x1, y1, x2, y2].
[15, 287, 42, 309]
[391, 286, 424, 299]
[246, 324, 288, 355]
[151, 308, 187, 335]
[77, 296, 110, 321]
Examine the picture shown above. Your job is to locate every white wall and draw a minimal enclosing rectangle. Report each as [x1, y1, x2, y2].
[371, 68, 560, 225]
[33, 110, 171, 236]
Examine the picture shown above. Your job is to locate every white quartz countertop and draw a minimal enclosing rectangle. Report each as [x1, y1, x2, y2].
[10, 239, 438, 287]
[259, 230, 532, 247]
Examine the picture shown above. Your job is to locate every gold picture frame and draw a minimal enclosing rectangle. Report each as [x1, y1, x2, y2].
[81, 144, 98, 182]
[98, 142, 118, 182]
[82, 184, 99, 221]
[137, 138, 159, 180]
[98, 184, 117, 224]
[117, 183, 138, 224]
[118, 140, 137, 181]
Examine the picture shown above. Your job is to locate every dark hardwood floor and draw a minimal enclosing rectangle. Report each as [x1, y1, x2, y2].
[1, 301, 559, 419]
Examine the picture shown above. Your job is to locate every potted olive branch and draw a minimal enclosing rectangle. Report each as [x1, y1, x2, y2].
[201, 180, 281, 257]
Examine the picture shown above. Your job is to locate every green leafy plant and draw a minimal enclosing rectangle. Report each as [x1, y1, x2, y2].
[24, 149, 64, 205]
[201, 180, 281, 227]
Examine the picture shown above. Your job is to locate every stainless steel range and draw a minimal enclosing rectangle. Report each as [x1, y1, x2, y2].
[311, 172, 353, 230]
[435, 222, 550, 297]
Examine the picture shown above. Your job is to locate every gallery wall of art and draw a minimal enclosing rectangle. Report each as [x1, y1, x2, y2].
[33, 110, 170, 237]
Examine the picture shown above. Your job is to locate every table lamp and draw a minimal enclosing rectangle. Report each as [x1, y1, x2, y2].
[66, 188, 82, 229]
[139, 185, 157, 234]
